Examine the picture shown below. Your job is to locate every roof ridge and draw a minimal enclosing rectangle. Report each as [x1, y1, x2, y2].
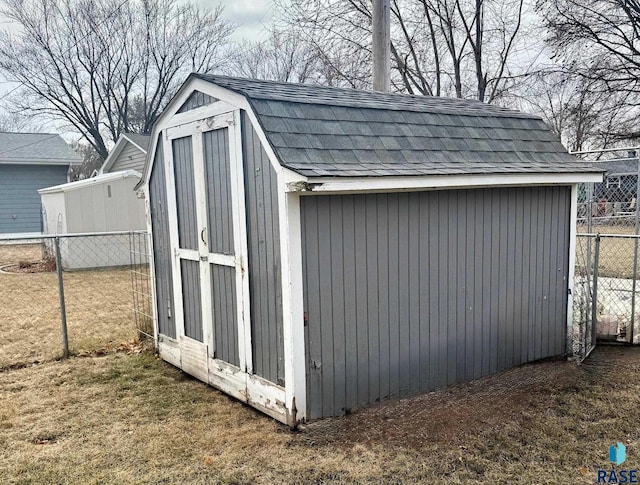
[193, 73, 540, 120]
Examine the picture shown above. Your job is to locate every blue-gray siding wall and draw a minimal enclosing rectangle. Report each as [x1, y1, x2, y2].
[149, 138, 175, 339]
[242, 112, 285, 386]
[0, 164, 68, 233]
[301, 186, 571, 419]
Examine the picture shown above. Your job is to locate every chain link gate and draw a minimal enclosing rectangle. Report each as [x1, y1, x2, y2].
[574, 233, 640, 359]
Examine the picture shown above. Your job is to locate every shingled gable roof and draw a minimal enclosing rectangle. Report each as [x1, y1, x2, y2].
[191, 74, 600, 178]
[0, 132, 81, 165]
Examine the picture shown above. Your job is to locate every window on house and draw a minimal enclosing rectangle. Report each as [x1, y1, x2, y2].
[107, 185, 112, 198]
[606, 176, 621, 188]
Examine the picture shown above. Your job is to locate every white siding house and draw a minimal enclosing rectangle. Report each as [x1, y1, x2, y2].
[99, 133, 150, 174]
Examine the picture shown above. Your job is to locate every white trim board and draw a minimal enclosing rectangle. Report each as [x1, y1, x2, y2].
[566, 183, 578, 356]
[286, 172, 603, 194]
[38, 170, 141, 194]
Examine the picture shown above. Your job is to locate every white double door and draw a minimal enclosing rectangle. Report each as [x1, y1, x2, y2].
[165, 111, 251, 389]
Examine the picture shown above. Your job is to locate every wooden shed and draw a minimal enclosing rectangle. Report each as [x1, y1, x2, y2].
[138, 74, 602, 425]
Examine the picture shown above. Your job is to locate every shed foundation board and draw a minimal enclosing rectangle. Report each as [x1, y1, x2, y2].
[301, 186, 571, 419]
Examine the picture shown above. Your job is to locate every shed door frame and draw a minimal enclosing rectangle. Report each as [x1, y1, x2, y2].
[161, 109, 286, 418]
[164, 112, 249, 383]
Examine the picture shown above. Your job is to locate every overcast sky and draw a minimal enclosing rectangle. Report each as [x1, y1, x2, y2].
[209, 0, 275, 41]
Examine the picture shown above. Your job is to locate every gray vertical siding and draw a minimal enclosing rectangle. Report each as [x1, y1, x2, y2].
[203, 128, 234, 254]
[211, 265, 239, 366]
[302, 186, 571, 419]
[177, 91, 218, 113]
[203, 126, 239, 366]
[1, 164, 69, 233]
[172, 136, 198, 251]
[149, 138, 175, 338]
[241, 112, 285, 386]
[181, 259, 203, 342]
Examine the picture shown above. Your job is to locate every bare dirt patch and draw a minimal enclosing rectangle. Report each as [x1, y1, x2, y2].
[302, 357, 577, 448]
[1, 346, 639, 483]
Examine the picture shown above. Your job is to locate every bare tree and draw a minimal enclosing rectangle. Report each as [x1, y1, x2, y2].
[0, 111, 46, 132]
[540, 0, 640, 94]
[230, 28, 321, 84]
[278, 0, 533, 101]
[510, 70, 635, 152]
[0, 0, 234, 159]
[68, 142, 103, 181]
[538, 0, 640, 141]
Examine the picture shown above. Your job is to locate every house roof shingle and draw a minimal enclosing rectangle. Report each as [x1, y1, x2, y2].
[123, 133, 151, 152]
[0, 132, 81, 165]
[194, 74, 601, 178]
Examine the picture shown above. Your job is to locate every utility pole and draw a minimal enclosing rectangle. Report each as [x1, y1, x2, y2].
[372, 0, 390, 92]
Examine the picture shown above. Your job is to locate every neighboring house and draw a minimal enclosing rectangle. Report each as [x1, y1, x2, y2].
[591, 157, 638, 204]
[0, 132, 80, 234]
[99, 133, 150, 174]
[138, 74, 602, 425]
[39, 132, 149, 269]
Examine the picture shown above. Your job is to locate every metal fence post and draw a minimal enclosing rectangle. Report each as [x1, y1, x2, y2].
[590, 235, 601, 352]
[54, 236, 69, 359]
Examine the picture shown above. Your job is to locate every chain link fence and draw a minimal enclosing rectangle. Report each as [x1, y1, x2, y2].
[577, 154, 640, 235]
[0, 231, 152, 370]
[573, 152, 640, 360]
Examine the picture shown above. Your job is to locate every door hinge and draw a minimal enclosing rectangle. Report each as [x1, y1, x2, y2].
[303, 312, 308, 327]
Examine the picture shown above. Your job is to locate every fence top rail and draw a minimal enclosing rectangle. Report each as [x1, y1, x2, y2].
[579, 233, 640, 239]
[0, 230, 149, 242]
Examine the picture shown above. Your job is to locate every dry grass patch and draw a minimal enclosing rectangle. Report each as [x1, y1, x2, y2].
[0, 244, 43, 266]
[577, 228, 640, 278]
[0, 243, 138, 368]
[1, 347, 640, 483]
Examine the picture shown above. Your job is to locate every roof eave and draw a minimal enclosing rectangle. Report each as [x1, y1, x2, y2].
[39, 170, 141, 194]
[285, 171, 604, 194]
